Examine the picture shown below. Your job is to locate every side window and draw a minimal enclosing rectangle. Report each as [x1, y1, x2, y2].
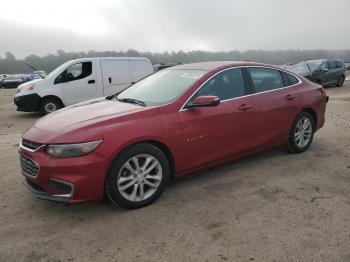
[55, 62, 92, 84]
[336, 61, 344, 68]
[193, 68, 245, 101]
[248, 68, 284, 93]
[321, 62, 328, 70]
[281, 72, 299, 86]
[328, 61, 336, 70]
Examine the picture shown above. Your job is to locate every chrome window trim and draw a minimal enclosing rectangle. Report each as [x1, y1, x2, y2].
[179, 65, 302, 112]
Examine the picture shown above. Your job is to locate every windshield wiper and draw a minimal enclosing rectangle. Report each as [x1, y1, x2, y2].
[116, 97, 146, 106]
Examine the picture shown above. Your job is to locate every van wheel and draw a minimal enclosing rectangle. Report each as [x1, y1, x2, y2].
[105, 143, 170, 209]
[285, 111, 315, 153]
[337, 76, 345, 87]
[40, 97, 62, 114]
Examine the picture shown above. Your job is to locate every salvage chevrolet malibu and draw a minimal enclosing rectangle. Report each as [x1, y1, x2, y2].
[19, 61, 328, 208]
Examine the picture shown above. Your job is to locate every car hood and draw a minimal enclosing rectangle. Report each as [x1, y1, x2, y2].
[23, 98, 159, 144]
[17, 78, 43, 88]
[299, 72, 312, 77]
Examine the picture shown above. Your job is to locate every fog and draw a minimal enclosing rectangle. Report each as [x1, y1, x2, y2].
[0, 0, 349, 58]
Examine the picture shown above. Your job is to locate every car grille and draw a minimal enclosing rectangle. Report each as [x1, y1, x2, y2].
[20, 155, 39, 177]
[21, 139, 43, 151]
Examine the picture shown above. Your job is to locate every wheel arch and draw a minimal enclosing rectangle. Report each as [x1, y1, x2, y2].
[111, 139, 176, 178]
[39, 95, 65, 108]
[300, 107, 317, 128]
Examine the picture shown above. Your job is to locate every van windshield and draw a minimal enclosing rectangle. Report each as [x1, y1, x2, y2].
[116, 69, 206, 106]
[45, 61, 72, 79]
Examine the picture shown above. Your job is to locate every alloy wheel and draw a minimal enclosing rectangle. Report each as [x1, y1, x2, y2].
[294, 117, 313, 148]
[117, 154, 162, 202]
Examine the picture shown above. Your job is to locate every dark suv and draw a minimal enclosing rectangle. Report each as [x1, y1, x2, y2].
[291, 59, 346, 87]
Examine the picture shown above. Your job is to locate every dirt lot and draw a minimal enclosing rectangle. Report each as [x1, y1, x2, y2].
[0, 80, 350, 262]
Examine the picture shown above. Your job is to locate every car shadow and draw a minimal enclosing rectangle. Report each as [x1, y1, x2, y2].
[32, 146, 290, 219]
[168, 147, 288, 188]
[14, 112, 42, 119]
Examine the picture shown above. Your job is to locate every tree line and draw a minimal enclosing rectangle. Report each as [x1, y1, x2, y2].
[1, 49, 350, 74]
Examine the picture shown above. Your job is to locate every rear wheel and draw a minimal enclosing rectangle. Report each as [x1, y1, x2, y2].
[286, 111, 315, 153]
[40, 97, 62, 114]
[337, 76, 345, 87]
[106, 143, 170, 209]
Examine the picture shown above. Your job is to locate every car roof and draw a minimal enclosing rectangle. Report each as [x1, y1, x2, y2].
[170, 61, 278, 71]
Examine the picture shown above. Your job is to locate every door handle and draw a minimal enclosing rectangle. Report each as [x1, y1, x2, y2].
[88, 80, 95, 84]
[285, 94, 295, 101]
[108, 77, 112, 83]
[238, 104, 252, 111]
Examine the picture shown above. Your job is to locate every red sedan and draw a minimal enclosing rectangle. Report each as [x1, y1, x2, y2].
[20, 62, 328, 208]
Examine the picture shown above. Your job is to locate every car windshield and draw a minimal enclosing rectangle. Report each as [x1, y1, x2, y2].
[291, 62, 310, 75]
[306, 60, 323, 71]
[116, 69, 206, 106]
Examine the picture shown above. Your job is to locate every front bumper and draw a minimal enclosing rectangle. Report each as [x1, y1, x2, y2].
[22, 176, 71, 202]
[19, 144, 109, 204]
[14, 93, 41, 112]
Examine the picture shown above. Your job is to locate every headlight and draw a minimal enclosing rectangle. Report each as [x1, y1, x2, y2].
[45, 140, 102, 158]
[17, 83, 35, 93]
[25, 83, 35, 91]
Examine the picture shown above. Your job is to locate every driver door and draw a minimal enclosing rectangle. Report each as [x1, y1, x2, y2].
[61, 61, 98, 105]
[172, 68, 257, 173]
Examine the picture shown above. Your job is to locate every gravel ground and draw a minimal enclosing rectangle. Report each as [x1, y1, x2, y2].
[0, 79, 350, 262]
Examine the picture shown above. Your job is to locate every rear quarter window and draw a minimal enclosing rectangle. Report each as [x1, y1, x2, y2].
[281, 71, 299, 86]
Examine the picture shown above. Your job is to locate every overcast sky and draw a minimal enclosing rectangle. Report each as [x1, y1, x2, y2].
[1, 0, 349, 58]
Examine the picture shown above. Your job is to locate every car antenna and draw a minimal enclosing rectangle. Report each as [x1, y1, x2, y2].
[23, 62, 45, 79]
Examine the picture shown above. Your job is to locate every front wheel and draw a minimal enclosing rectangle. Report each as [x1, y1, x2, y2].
[286, 111, 315, 153]
[106, 143, 170, 209]
[40, 97, 62, 114]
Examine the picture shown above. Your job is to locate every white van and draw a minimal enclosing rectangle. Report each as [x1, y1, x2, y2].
[14, 57, 153, 114]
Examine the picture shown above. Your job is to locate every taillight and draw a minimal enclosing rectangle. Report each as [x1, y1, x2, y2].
[318, 87, 329, 103]
[318, 87, 325, 96]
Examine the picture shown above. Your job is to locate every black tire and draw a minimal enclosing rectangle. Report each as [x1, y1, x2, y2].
[285, 111, 315, 153]
[105, 143, 170, 209]
[39, 97, 62, 114]
[337, 76, 345, 87]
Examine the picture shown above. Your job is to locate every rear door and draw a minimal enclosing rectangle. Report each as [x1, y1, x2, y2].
[335, 60, 345, 82]
[129, 60, 153, 83]
[61, 61, 98, 105]
[101, 59, 132, 96]
[246, 67, 300, 149]
[327, 60, 338, 85]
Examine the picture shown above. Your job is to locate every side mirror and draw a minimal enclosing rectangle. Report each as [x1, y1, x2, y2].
[187, 96, 220, 109]
[322, 68, 329, 72]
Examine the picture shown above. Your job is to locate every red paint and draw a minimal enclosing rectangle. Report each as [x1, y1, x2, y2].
[21, 62, 327, 203]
